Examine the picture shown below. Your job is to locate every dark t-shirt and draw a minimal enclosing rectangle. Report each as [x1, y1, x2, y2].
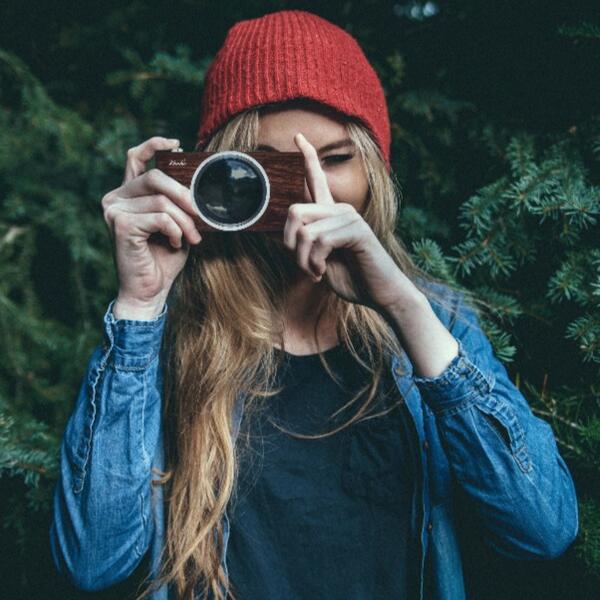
[226, 343, 418, 600]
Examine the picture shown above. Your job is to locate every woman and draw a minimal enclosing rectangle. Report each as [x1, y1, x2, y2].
[49, 9, 578, 600]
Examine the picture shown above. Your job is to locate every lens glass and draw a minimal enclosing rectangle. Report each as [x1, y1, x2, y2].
[193, 156, 266, 226]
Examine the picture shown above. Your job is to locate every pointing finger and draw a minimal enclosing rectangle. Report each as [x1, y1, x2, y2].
[294, 133, 335, 206]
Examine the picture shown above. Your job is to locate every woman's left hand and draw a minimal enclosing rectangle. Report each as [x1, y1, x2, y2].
[283, 132, 416, 316]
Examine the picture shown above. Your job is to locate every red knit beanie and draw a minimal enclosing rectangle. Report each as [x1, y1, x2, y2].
[196, 10, 392, 171]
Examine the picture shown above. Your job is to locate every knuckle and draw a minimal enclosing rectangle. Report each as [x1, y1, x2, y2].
[103, 204, 118, 223]
[187, 216, 197, 231]
[157, 212, 171, 226]
[112, 212, 129, 235]
[101, 191, 114, 209]
[155, 194, 170, 211]
[146, 168, 164, 185]
[297, 226, 313, 242]
[309, 255, 321, 269]
[314, 233, 327, 246]
[288, 204, 302, 219]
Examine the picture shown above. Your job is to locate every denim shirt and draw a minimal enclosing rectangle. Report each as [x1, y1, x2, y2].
[49, 281, 579, 599]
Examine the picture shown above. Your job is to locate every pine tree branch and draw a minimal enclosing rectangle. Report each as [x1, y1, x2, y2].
[531, 407, 585, 431]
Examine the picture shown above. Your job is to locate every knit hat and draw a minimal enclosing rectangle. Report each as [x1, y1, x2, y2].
[196, 10, 392, 171]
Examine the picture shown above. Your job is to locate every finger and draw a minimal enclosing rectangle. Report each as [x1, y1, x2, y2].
[296, 212, 359, 278]
[119, 168, 196, 218]
[294, 133, 335, 206]
[113, 211, 185, 249]
[123, 137, 181, 184]
[283, 202, 355, 251]
[310, 219, 371, 280]
[105, 195, 202, 245]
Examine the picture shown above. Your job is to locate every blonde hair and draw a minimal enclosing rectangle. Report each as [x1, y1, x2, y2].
[135, 98, 480, 600]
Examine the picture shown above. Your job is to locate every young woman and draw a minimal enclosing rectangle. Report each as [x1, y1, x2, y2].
[49, 9, 578, 600]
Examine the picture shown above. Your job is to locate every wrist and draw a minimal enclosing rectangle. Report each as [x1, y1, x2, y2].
[378, 288, 429, 322]
[114, 294, 168, 321]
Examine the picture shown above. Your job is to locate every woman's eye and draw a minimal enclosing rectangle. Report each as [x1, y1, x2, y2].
[323, 154, 354, 164]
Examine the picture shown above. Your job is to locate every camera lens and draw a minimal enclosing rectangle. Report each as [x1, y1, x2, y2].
[191, 151, 270, 231]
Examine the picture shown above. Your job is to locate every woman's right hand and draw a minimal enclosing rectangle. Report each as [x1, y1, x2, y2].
[102, 136, 203, 319]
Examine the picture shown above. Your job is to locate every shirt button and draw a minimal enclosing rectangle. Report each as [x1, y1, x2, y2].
[423, 440, 429, 451]
[427, 521, 433, 533]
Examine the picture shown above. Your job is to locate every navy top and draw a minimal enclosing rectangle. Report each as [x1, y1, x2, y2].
[226, 343, 418, 599]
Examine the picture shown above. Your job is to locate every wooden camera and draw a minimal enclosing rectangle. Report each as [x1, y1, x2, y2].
[154, 149, 306, 231]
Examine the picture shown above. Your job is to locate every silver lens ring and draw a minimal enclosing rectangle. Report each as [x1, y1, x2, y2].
[190, 150, 271, 231]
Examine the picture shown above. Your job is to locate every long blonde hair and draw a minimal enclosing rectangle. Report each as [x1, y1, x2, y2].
[136, 98, 479, 600]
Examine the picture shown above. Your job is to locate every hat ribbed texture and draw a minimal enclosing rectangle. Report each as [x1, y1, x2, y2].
[196, 10, 391, 171]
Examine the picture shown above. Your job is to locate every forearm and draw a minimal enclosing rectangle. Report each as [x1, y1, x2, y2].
[379, 284, 460, 379]
[50, 435, 155, 590]
[387, 287, 579, 559]
[50, 300, 167, 590]
[435, 382, 579, 559]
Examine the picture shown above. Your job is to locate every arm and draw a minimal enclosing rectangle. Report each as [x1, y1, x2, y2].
[49, 298, 168, 591]
[407, 291, 579, 559]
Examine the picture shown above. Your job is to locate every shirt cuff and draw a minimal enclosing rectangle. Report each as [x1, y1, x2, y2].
[412, 337, 495, 414]
[101, 298, 168, 369]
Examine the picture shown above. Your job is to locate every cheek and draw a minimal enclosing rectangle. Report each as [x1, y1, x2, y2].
[328, 171, 369, 212]
[355, 178, 370, 213]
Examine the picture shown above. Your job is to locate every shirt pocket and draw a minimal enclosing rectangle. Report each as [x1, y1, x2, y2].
[474, 398, 532, 473]
[341, 411, 414, 508]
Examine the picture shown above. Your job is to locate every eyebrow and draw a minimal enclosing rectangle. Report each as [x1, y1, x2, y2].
[256, 138, 355, 154]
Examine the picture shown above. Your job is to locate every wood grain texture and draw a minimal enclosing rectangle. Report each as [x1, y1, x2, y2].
[155, 150, 306, 231]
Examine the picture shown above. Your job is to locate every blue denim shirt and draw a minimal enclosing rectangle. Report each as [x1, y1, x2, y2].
[49, 281, 579, 599]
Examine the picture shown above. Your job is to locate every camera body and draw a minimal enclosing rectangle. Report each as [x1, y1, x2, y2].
[155, 149, 306, 232]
